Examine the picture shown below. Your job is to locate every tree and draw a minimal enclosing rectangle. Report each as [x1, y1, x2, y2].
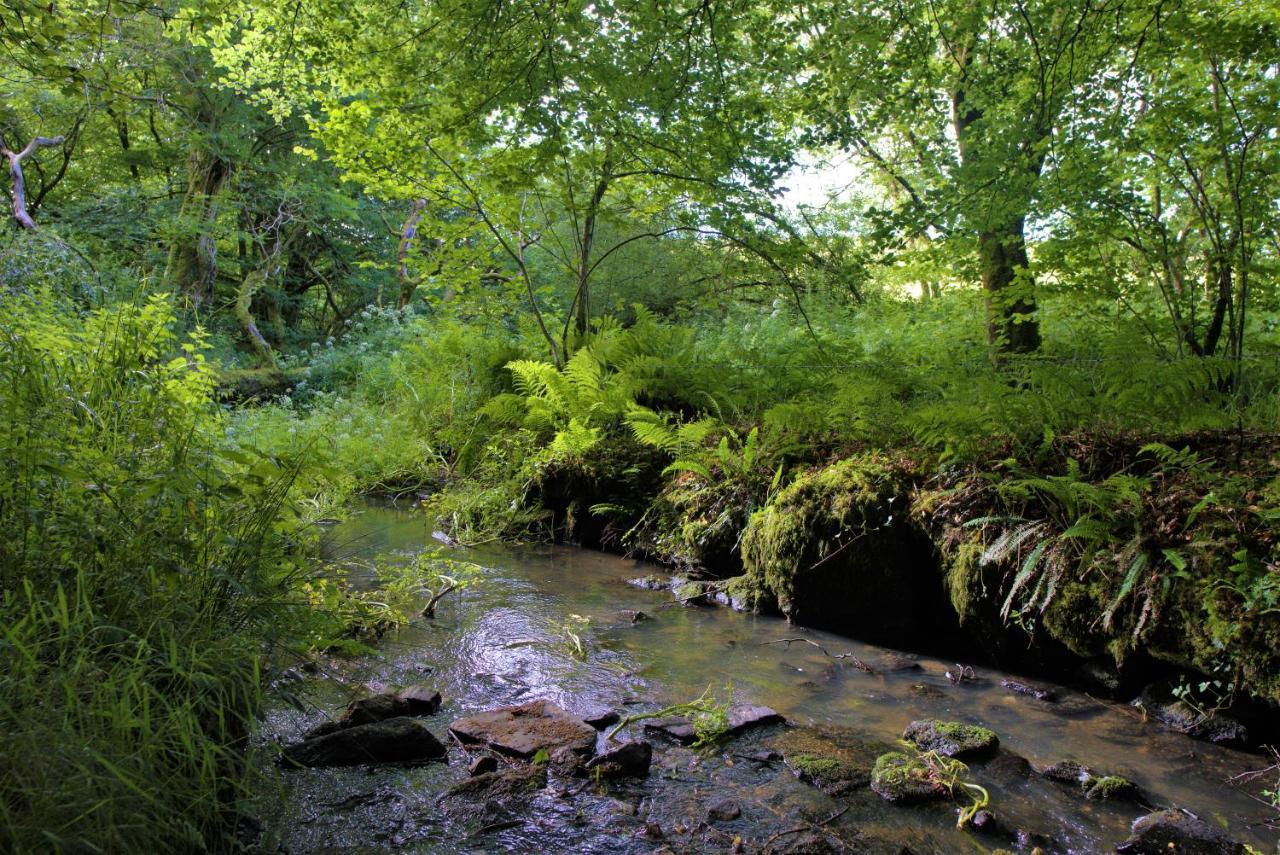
[208, 0, 793, 360]
[791, 0, 1138, 354]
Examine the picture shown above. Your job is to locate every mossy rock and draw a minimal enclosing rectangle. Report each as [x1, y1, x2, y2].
[870, 751, 948, 804]
[774, 726, 885, 796]
[674, 580, 711, 605]
[740, 454, 960, 645]
[1084, 774, 1140, 802]
[633, 472, 757, 574]
[712, 575, 767, 612]
[902, 719, 999, 760]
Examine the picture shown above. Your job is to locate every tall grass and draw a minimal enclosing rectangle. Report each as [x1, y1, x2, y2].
[0, 286, 298, 852]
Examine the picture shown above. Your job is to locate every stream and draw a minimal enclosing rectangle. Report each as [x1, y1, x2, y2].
[257, 503, 1277, 853]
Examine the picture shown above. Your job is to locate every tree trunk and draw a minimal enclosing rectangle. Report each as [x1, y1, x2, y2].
[978, 218, 1041, 354]
[164, 146, 231, 308]
[2, 136, 65, 229]
[396, 199, 426, 310]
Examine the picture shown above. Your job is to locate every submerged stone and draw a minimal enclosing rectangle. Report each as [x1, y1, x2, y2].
[870, 751, 949, 804]
[775, 725, 885, 796]
[1137, 686, 1250, 746]
[705, 797, 741, 821]
[902, 719, 999, 759]
[1115, 809, 1246, 854]
[282, 717, 447, 767]
[439, 764, 548, 819]
[1000, 679, 1056, 702]
[448, 699, 597, 759]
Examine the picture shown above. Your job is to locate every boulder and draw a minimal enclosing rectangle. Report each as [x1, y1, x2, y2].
[282, 717, 446, 767]
[902, 719, 999, 760]
[870, 751, 949, 804]
[398, 686, 442, 715]
[585, 741, 652, 778]
[448, 699, 597, 759]
[1115, 809, 1246, 854]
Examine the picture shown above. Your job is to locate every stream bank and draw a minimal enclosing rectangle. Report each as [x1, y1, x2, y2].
[524, 435, 1280, 737]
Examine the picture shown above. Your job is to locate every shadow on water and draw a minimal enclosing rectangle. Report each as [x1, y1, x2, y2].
[260, 503, 1279, 853]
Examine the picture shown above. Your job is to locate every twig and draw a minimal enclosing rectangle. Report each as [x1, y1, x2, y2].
[760, 805, 851, 850]
[759, 638, 875, 673]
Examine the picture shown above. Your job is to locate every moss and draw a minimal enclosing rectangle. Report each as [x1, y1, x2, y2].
[738, 454, 959, 644]
[944, 535, 985, 624]
[1084, 774, 1140, 802]
[903, 719, 999, 759]
[674, 581, 709, 604]
[870, 751, 947, 804]
[718, 574, 766, 611]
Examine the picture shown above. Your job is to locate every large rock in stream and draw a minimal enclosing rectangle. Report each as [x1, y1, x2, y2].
[282, 716, 447, 767]
[448, 699, 597, 759]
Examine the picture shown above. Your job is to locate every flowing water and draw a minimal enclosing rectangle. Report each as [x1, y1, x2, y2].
[258, 503, 1278, 853]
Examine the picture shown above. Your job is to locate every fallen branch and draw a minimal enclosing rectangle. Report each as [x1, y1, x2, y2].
[759, 637, 875, 673]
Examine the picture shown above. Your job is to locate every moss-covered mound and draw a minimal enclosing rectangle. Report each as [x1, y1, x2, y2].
[916, 435, 1280, 708]
[739, 455, 963, 648]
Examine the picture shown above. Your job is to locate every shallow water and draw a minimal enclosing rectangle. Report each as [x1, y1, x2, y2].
[258, 503, 1278, 853]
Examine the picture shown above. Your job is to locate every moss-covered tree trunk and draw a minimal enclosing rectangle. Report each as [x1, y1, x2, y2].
[979, 218, 1041, 354]
[164, 145, 231, 309]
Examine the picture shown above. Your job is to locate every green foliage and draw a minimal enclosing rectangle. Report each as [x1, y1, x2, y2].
[0, 286, 302, 852]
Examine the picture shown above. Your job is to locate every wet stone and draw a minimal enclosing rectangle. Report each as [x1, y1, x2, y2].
[448, 699, 597, 759]
[1000, 679, 1056, 702]
[468, 755, 498, 776]
[439, 764, 548, 819]
[585, 741, 653, 778]
[303, 688, 443, 738]
[902, 719, 999, 760]
[644, 704, 784, 745]
[628, 575, 674, 591]
[1115, 808, 1246, 854]
[1084, 775, 1141, 802]
[706, 797, 741, 822]
[569, 701, 620, 729]
[775, 727, 883, 796]
[397, 686, 442, 715]
[870, 751, 949, 804]
[1039, 760, 1141, 801]
[282, 717, 447, 767]
[910, 683, 947, 699]
[1039, 759, 1093, 785]
[1137, 686, 1250, 746]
